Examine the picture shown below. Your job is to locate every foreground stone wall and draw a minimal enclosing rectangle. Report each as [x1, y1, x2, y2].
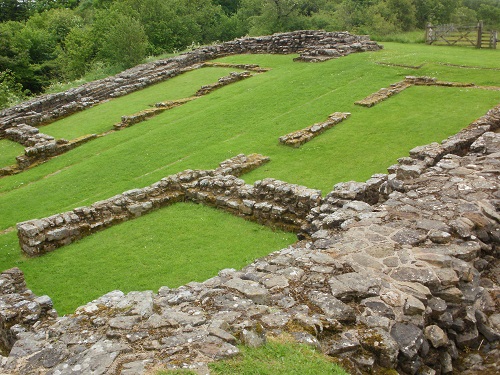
[0, 268, 56, 356]
[0, 30, 380, 137]
[304, 104, 500, 235]
[2, 129, 499, 375]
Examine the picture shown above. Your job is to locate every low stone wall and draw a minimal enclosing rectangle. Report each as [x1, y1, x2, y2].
[195, 71, 252, 96]
[355, 76, 481, 108]
[4, 124, 55, 147]
[115, 70, 255, 130]
[2, 124, 97, 173]
[15, 104, 500, 258]
[17, 153, 322, 256]
[0, 31, 380, 137]
[279, 112, 351, 147]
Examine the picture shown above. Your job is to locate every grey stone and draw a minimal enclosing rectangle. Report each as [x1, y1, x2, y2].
[391, 267, 440, 289]
[329, 272, 381, 301]
[108, 316, 140, 330]
[403, 294, 425, 316]
[475, 310, 500, 342]
[224, 278, 269, 305]
[435, 287, 463, 304]
[260, 312, 290, 328]
[260, 274, 288, 289]
[362, 298, 396, 319]
[440, 351, 453, 374]
[359, 328, 399, 368]
[240, 329, 266, 348]
[291, 332, 321, 350]
[428, 230, 452, 244]
[456, 325, 480, 349]
[308, 291, 355, 322]
[391, 229, 427, 246]
[390, 322, 424, 359]
[424, 325, 448, 348]
[352, 352, 376, 371]
[198, 338, 240, 360]
[325, 331, 360, 355]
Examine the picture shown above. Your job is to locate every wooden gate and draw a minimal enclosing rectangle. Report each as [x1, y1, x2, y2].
[426, 21, 497, 49]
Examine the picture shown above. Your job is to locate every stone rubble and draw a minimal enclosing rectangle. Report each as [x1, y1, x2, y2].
[2, 108, 499, 374]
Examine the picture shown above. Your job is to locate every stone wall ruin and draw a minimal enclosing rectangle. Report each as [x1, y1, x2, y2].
[0, 30, 380, 136]
[2, 110, 499, 375]
[16, 154, 324, 257]
[1, 31, 500, 375]
[278, 112, 351, 147]
[355, 76, 499, 108]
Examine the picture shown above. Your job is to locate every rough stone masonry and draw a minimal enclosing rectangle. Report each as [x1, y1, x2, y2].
[1, 32, 499, 374]
[2, 106, 500, 374]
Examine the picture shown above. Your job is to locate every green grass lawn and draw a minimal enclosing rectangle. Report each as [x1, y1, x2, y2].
[0, 42, 499, 315]
[39, 66, 246, 139]
[0, 139, 23, 168]
[1, 203, 295, 314]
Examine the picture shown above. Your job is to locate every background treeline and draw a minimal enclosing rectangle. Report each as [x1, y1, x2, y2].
[1, 0, 499, 109]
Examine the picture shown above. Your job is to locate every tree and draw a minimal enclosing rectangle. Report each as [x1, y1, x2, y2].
[451, 6, 477, 26]
[59, 25, 95, 79]
[0, 69, 27, 109]
[96, 10, 148, 70]
[0, 0, 34, 22]
[477, 4, 500, 29]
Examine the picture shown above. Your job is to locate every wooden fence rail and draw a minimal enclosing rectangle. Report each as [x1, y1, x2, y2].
[426, 21, 497, 49]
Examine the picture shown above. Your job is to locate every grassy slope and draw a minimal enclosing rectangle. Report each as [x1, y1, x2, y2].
[0, 139, 24, 167]
[0, 42, 499, 314]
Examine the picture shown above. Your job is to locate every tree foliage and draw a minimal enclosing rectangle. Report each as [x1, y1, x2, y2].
[0, 0, 498, 109]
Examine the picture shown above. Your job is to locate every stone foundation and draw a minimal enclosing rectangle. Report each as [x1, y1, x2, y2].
[17, 153, 322, 257]
[2, 128, 499, 375]
[0, 31, 380, 137]
[355, 76, 493, 108]
[279, 112, 351, 147]
[1, 32, 500, 375]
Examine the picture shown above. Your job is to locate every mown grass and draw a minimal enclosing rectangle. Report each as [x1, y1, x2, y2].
[1, 203, 295, 314]
[371, 30, 425, 44]
[40, 66, 245, 139]
[0, 139, 23, 168]
[157, 335, 348, 375]
[0, 42, 499, 314]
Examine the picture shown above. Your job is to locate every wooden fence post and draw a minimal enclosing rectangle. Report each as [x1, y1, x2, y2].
[477, 20, 483, 48]
[425, 22, 432, 44]
[492, 31, 498, 49]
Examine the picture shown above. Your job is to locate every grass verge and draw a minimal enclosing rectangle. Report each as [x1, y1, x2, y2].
[157, 335, 348, 375]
